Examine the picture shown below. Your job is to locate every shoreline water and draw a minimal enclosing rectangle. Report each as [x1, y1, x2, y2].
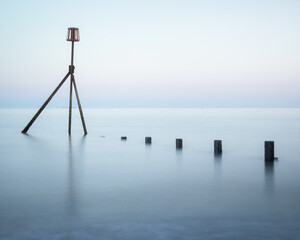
[0, 108, 299, 239]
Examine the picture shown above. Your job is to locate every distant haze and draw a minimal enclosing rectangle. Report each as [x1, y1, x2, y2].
[0, 0, 299, 108]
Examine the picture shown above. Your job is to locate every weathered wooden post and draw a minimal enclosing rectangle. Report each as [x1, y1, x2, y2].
[145, 137, 152, 144]
[265, 141, 274, 161]
[214, 140, 222, 154]
[121, 136, 127, 140]
[176, 138, 183, 149]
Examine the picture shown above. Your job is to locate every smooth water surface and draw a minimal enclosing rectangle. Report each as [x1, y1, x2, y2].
[0, 108, 300, 239]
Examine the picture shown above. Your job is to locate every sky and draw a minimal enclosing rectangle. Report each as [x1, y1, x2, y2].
[0, 0, 299, 108]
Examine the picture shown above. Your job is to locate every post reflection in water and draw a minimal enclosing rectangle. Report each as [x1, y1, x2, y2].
[175, 148, 183, 160]
[264, 161, 275, 195]
[175, 148, 183, 172]
[214, 153, 222, 181]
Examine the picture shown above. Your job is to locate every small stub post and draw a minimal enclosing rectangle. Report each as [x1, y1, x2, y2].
[145, 137, 152, 144]
[214, 140, 222, 155]
[176, 138, 183, 149]
[265, 141, 274, 161]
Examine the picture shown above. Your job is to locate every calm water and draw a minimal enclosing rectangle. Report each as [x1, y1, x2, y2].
[0, 108, 300, 240]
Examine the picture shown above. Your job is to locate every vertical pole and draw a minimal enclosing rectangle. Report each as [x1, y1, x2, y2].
[68, 41, 74, 135]
[68, 76, 73, 135]
[71, 41, 74, 67]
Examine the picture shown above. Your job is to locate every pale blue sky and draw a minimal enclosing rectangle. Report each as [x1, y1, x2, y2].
[0, 0, 299, 107]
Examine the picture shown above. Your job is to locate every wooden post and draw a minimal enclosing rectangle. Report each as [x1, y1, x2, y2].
[176, 139, 183, 149]
[214, 140, 222, 154]
[145, 137, 152, 144]
[121, 136, 127, 140]
[265, 141, 274, 161]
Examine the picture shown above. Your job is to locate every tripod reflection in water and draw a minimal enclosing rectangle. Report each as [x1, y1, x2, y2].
[66, 136, 86, 218]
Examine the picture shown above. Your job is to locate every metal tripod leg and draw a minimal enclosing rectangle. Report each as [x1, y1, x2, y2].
[72, 76, 87, 135]
[21, 72, 71, 134]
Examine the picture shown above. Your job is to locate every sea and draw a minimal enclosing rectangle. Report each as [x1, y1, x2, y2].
[0, 108, 299, 240]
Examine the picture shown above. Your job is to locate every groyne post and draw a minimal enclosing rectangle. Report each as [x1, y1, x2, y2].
[176, 139, 183, 149]
[265, 141, 274, 161]
[145, 137, 152, 144]
[214, 140, 222, 154]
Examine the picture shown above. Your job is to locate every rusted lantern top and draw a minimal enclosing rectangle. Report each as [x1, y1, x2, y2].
[67, 27, 80, 42]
